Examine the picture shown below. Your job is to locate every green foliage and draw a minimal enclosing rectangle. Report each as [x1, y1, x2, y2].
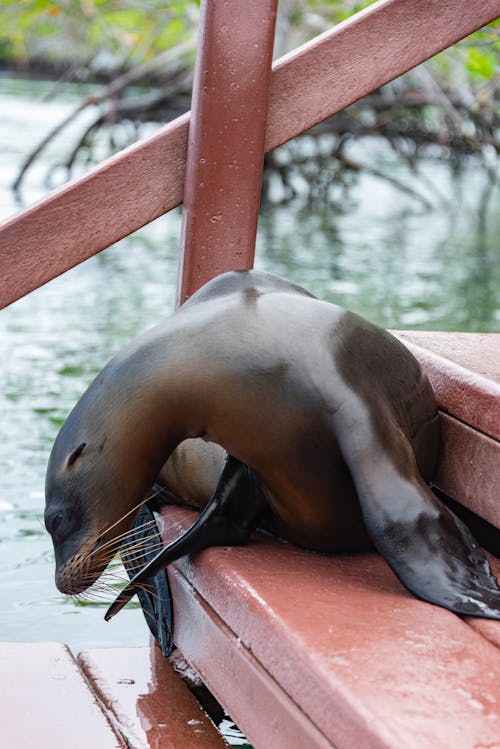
[428, 16, 498, 88]
[0, 0, 199, 67]
[431, 19, 499, 90]
[466, 46, 497, 79]
[280, 0, 375, 32]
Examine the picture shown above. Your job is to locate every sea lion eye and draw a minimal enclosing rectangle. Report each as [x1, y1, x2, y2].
[67, 442, 86, 467]
[49, 512, 63, 535]
[44, 507, 66, 538]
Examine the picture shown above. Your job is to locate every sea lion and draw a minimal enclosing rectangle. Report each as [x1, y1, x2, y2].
[44, 269, 500, 624]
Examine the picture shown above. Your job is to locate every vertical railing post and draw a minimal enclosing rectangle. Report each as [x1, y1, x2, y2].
[176, 0, 278, 307]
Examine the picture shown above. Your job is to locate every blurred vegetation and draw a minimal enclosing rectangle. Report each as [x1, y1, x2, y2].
[1, 0, 499, 202]
[0, 0, 197, 73]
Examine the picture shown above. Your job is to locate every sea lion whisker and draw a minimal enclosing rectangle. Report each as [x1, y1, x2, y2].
[79, 575, 126, 595]
[73, 590, 104, 601]
[121, 553, 164, 569]
[92, 571, 127, 587]
[115, 521, 161, 545]
[85, 545, 121, 566]
[71, 585, 117, 602]
[86, 540, 156, 569]
[120, 557, 164, 573]
[93, 521, 152, 551]
[119, 560, 164, 576]
[92, 519, 160, 552]
[116, 517, 159, 537]
[134, 583, 162, 601]
[118, 535, 164, 554]
[119, 539, 164, 557]
[90, 585, 123, 594]
[144, 487, 164, 503]
[85, 541, 124, 562]
[91, 586, 122, 597]
[96, 489, 162, 541]
[120, 553, 164, 570]
[86, 522, 160, 560]
[142, 607, 161, 625]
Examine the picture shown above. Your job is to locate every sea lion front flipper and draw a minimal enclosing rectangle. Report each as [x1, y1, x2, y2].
[121, 503, 174, 656]
[333, 402, 500, 619]
[105, 454, 267, 621]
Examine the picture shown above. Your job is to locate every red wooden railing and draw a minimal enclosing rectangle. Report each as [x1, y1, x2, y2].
[0, 0, 498, 309]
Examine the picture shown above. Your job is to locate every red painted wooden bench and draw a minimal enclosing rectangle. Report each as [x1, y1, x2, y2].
[0, 642, 123, 749]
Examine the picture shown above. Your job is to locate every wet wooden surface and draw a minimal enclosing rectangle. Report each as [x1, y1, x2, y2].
[395, 331, 500, 441]
[0, 642, 123, 749]
[394, 332, 500, 529]
[79, 645, 228, 749]
[0, 641, 230, 749]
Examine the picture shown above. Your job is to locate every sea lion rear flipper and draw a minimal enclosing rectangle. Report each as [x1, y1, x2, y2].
[105, 454, 266, 620]
[333, 403, 500, 619]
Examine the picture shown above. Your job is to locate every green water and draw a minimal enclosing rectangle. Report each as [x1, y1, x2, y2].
[0, 75, 499, 657]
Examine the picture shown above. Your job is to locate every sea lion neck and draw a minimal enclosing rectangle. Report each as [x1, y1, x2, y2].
[100, 316, 212, 446]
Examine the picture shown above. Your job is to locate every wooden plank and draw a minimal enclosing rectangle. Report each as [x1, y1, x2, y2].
[0, 642, 124, 749]
[79, 646, 229, 749]
[434, 413, 500, 529]
[395, 332, 500, 442]
[394, 331, 500, 387]
[176, 0, 277, 305]
[161, 510, 500, 749]
[392, 332, 500, 528]
[2, 0, 499, 308]
[169, 566, 334, 749]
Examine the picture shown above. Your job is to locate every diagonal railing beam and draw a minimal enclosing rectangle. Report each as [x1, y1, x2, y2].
[1, 0, 498, 309]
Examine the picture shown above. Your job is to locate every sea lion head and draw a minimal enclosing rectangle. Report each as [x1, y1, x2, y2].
[45, 406, 122, 594]
[44, 359, 171, 595]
